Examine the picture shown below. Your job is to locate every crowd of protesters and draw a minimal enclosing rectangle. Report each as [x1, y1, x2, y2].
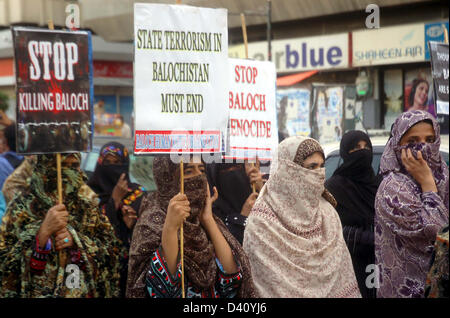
[0, 109, 448, 298]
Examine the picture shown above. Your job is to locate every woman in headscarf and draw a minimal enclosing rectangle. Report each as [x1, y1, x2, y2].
[0, 153, 121, 297]
[87, 141, 146, 296]
[126, 155, 257, 298]
[206, 161, 263, 244]
[325, 130, 382, 298]
[243, 136, 361, 298]
[375, 110, 449, 298]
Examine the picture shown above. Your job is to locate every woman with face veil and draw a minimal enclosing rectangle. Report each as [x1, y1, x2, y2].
[87, 142, 146, 296]
[243, 136, 361, 298]
[0, 154, 121, 297]
[87, 142, 146, 240]
[375, 110, 448, 298]
[126, 155, 257, 298]
[206, 161, 263, 244]
[325, 130, 382, 298]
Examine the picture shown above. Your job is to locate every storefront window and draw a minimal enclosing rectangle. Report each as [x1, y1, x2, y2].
[93, 94, 133, 138]
[383, 69, 403, 131]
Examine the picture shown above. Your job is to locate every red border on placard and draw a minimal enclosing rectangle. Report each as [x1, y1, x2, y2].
[230, 146, 272, 151]
[223, 156, 272, 161]
[134, 130, 221, 153]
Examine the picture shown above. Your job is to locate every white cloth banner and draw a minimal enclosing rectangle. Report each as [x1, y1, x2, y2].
[226, 59, 278, 161]
[133, 3, 228, 154]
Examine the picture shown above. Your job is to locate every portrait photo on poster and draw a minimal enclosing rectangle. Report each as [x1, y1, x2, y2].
[404, 68, 436, 117]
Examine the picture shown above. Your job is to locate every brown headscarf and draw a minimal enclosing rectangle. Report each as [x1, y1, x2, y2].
[293, 138, 337, 207]
[126, 155, 257, 298]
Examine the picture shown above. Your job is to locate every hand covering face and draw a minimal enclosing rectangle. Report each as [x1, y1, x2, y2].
[375, 110, 449, 298]
[126, 155, 257, 298]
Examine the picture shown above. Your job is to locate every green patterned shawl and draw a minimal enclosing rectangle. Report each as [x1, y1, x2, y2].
[0, 154, 122, 298]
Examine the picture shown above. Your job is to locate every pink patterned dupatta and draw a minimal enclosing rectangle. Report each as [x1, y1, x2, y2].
[243, 136, 361, 298]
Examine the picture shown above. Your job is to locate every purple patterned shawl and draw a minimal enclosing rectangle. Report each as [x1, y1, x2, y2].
[375, 110, 449, 298]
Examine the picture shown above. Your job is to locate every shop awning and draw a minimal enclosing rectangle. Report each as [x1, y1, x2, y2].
[276, 70, 318, 87]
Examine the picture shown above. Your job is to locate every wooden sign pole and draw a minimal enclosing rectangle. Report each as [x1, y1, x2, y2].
[47, 20, 66, 269]
[175, 0, 185, 298]
[443, 24, 448, 44]
[240, 13, 249, 61]
[56, 153, 63, 204]
[180, 159, 185, 298]
[240, 13, 257, 194]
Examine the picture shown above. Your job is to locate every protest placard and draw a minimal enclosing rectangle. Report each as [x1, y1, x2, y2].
[133, 3, 229, 154]
[429, 41, 449, 133]
[225, 59, 278, 161]
[12, 27, 93, 154]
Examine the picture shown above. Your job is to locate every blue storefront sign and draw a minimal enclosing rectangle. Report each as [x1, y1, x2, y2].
[425, 22, 449, 60]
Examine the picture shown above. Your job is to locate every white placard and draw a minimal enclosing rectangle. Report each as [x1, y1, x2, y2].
[133, 3, 228, 154]
[225, 59, 278, 161]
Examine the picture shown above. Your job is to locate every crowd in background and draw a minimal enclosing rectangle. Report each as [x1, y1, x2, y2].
[0, 109, 448, 298]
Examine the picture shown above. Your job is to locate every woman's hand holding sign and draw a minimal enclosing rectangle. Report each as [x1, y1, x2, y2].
[162, 193, 191, 276]
[37, 204, 69, 249]
[54, 228, 74, 251]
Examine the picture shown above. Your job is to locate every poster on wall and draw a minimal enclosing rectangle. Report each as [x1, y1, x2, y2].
[404, 68, 435, 116]
[354, 100, 364, 131]
[425, 22, 449, 60]
[276, 88, 311, 137]
[12, 27, 93, 154]
[312, 85, 344, 145]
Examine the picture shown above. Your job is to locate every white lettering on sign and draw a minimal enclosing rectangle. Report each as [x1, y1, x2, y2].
[28, 40, 79, 81]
